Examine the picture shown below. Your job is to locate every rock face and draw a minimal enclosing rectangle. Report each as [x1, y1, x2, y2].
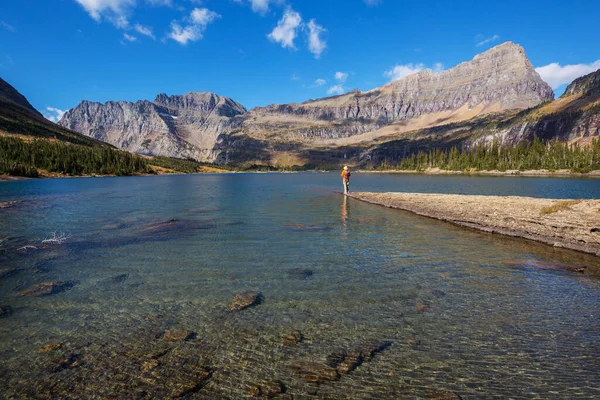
[244, 42, 552, 136]
[562, 68, 600, 97]
[59, 92, 246, 161]
[58, 42, 553, 164]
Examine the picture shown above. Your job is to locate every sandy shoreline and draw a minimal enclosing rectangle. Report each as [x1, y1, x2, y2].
[348, 192, 600, 257]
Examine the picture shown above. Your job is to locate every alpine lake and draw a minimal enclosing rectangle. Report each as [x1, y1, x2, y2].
[1, 172, 600, 399]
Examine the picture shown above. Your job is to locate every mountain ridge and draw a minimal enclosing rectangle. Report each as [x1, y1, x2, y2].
[59, 42, 559, 165]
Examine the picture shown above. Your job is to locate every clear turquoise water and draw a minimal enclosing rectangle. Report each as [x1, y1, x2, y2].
[0, 173, 599, 399]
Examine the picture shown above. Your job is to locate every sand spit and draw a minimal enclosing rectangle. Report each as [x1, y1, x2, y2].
[348, 192, 600, 257]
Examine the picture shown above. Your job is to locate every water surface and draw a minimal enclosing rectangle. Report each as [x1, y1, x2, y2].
[1, 173, 599, 399]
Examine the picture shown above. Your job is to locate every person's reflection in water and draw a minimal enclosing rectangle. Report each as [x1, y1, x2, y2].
[341, 195, 349, 233]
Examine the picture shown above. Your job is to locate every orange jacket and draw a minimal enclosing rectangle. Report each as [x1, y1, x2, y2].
[341, 170, 351, 181]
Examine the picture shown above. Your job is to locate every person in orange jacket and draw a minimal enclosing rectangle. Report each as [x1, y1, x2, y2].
[341, 166, 351, 194]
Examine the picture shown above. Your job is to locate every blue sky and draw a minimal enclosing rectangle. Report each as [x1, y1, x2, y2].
[0, 0, 599, 122]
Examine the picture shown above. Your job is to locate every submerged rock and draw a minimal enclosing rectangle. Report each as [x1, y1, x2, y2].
[0, 304, 13, 318]
[325, 349, 347, 368]
[326, 341, 393, 375]
[110, 273, 129, 283]
[359, 341, 393, 361]
[230, 291, 263, 311]
[292, 362, 340, 384]
[162, 329, 195, 342]
[248, 380, 286, 398]
[142, 359, 160, 372]
[336, 349, 364, 374]
[51, 353, 83, 372]
[415, 300, 430, 313]
[286, 268, 313, 280]
[17, 281, 74, 297]
[36, 343, 62, 353]
[281, 330, 303, 345]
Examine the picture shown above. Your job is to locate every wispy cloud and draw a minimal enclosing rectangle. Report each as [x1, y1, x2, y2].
[44, 107, 66, 123]
[291, 73, 300, 81]
[335, 72, 348, 83]
[475, 34, 500, 47]
[327, 85, 345, 95]
[234, 0, 283, 15]
[535, 60, 600, 89]
[123, 33, 137, 42]
[146, 0, 173, 6]
[168, 8, 221, 45]
[0, 21, 16, 32]
[73, 0, 135, 28]
[363, 0, 382, 5]
[314, 78, 326, 87]
[267, 7, 302, 49]
[134, 24, 155, 39]
[384, 62, 443, 81]
[306, 19, 326, 59]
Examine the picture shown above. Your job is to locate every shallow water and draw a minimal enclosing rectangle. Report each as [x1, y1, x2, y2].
[1, 173, 599, 399]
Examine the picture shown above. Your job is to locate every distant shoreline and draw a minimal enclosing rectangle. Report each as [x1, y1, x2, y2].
[348, 192, 600, 258]
[357, 168, 600, 178]
[3, 168, 600, 182]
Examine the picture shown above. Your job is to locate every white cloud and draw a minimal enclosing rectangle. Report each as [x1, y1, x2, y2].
[168, 23, 199, 45]
[44, 107, 66, 123]
[134, 24, 154, 39]
[364, 0, 382, 5]
[73, 0, 135, 27]
[0, 21, 16, 32]
[190, 8, 220, 25]
[168, 7, 221, 45]
[314, 78, 326, 87]
[384, 63, 444, 81]
[234, 0, 282, 15]
[475, 34, 500, 47]
[267, 8, 302, 49]
[384, 63, 425, 81]
[535, 60, 600, 89]
[327, 85, 344, 95]
[335, 72, 348, 83]
[291, 73, 300, 81]
[306, 19, 326, 59]
[123, 33, 137, 42]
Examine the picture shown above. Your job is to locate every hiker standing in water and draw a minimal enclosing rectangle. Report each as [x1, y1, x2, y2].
[341, 166, 351, 194]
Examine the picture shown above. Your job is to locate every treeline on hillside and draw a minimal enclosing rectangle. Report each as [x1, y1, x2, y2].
[0, 136, 151, 177]
[377, 137, 600, 173]
[147, 156, 238, 173]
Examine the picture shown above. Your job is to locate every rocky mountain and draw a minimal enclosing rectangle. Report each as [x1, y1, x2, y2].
[59, 92, 246, 161]
[59, 42, 557, 165]
[562, 68, 600, 97]
[359, 67, 600, 167]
